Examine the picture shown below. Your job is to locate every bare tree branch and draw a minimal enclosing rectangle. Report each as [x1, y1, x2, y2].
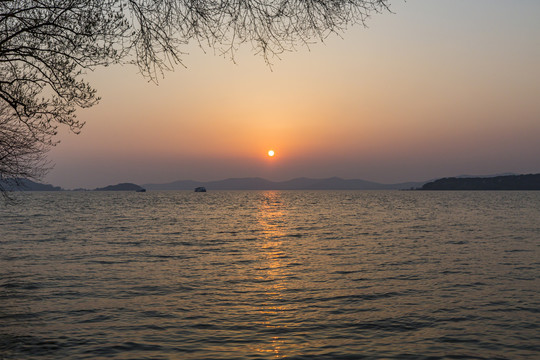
[0, 0, 390, 196]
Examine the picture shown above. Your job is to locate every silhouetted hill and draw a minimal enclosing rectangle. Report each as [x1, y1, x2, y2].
[421, 174, 540, 190]
[0, 178, 62, 191]
[453, 172, 516, 178]
[142, 179, 202, 190]
[144, 177, 426, 191]
[94, 183, 145, 191]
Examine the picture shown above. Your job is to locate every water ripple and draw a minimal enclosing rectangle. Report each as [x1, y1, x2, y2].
[1, 191, 539, 359]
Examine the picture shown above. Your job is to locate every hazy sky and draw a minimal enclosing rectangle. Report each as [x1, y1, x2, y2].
[46, 0, 540, 189]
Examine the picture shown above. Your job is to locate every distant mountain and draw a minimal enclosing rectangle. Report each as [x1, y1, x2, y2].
[421, 174, 540, 190]
[144, 177, 426, 191]
[142, 179, 202, 191]
[452, 172, 517, 179]
[94, 183, 145, 191]
[0, 178, 62, 191]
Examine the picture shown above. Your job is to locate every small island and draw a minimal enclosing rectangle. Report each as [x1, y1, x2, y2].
[420, 174, 540, 190]
[94, 183, 146, 192]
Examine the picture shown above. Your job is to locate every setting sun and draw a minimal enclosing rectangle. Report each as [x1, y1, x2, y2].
[267, 150, 275, 157]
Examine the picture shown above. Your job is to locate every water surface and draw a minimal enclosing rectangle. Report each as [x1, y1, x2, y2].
[1, 191, 539, 359]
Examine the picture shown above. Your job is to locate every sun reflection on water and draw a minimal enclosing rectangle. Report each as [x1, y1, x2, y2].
[250, 191, 295, 358]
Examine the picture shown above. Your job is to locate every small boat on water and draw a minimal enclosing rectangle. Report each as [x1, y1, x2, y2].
[194, 186, 206, 192]
[136, 188, 146, 192]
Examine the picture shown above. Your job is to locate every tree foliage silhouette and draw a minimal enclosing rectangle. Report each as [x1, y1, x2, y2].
[0, 0, 390, 190]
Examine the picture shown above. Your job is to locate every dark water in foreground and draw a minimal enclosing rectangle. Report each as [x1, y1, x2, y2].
[1, 191, 539, 359]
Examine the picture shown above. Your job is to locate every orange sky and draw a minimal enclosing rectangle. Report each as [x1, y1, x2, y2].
[47, 0, 540, 188]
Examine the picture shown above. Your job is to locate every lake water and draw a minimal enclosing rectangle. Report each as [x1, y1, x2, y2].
[1, 191, 539, 359]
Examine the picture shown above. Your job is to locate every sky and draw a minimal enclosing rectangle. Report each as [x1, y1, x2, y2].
[46, 0, 540, 189]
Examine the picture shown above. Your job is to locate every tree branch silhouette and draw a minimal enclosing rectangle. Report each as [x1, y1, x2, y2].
[0, 0, 390, 193]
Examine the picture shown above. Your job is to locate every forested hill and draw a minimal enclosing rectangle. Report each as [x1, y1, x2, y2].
[0, 179, 62, 191]
[94, 183, 145, 191]
[421, 174, 540, 190]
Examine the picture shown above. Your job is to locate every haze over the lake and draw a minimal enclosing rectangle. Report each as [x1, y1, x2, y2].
[46, 0, 540, 189]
